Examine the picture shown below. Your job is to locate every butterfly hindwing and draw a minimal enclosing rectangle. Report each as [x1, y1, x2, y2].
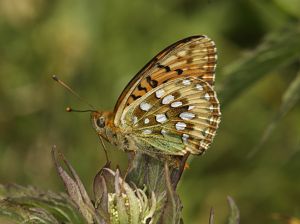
[120, 77, 221, 156]
[114, 35, 217, 126]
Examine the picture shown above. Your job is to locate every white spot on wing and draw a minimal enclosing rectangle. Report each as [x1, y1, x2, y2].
[144, 118, 150, 124]
[132, 116, 138, 124]
[182, 133, 189, 142]
[171, 101, 182, 108]
[155, 89, 165, 98]
[204, 93, 210, 101]
[162, 95, 174, 104]
[202, 128, 210, 137]
[156, 114, 168, 123]
[188, 105, 195, 110]
[140, 102, 152, 111]
[180, 112, 195, 120]
[196, 84, 203, 91]
[182, 79, 191, 86]
[143, 129, 152, 135]
[176, 122, 186, 130]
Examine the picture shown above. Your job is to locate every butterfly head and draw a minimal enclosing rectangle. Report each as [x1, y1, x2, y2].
[91, 111, 114, 140]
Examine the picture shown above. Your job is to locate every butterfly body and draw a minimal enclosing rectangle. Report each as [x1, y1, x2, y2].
[91, 35, 221, 161]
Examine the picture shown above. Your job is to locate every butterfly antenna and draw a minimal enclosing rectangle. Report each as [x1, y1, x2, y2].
[52, 75, 96, 110]
[66, 107, 96, 113]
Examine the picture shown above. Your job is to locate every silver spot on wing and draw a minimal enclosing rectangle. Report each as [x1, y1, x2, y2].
[171, 101, 183, 108]
[175, 122, 186, 130]
[156, 114, 168, 123]
[179, 112, 195, 120]
[155, 89, 165, 98]
[140, 102, 152, 111]
[162, 95, 175, 104]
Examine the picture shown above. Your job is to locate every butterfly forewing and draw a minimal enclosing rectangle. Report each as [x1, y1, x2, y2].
[120, 77, 221, 156]
[114, 35, 217, 126]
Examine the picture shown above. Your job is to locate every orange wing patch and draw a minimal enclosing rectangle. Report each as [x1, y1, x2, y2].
[114, 35, 217, 126]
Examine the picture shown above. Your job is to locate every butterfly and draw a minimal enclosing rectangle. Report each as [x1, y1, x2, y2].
[91, 35, 221, 163]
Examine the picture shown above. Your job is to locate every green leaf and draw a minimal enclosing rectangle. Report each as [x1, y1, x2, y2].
[0, 184, 86, 224]
[227, 196, 240, 224]
[159, 163, 182, 224]
[127, 153, 166, 195]
[273, 0, 300, 18]
[93, 169, 110, 221]
[248, 70, 300, 157]
[219, 23, 300, 108]
[209, 208, 214, 224]
[51, 146, 103, 223]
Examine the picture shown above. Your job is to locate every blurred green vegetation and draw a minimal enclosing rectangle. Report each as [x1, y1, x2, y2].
[0, 0, 300, 223]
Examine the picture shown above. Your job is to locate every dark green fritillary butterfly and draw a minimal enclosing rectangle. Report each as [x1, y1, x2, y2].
[91, 35, 221, 161]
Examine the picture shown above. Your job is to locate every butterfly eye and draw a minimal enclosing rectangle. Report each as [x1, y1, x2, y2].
[96, 117, 105, 128]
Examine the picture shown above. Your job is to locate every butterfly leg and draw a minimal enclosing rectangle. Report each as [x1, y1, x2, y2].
[98, 135, 110, 166]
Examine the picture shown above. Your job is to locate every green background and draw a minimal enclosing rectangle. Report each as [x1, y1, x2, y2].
[0, 0, 300, 223]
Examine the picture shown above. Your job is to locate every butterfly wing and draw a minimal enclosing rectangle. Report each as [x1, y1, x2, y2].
[120, 77, 221, 156]
[114, 35, 217, 126]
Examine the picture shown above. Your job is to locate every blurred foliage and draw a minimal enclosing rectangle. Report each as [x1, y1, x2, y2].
[0, 150, 240, 224]
[0, 183, 86, 223]
[0, 0, 300, 223]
